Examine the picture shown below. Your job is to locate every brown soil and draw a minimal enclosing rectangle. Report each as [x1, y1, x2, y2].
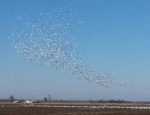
[0, 107, 150, 115]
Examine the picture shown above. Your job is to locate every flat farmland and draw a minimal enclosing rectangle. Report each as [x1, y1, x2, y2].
[1, 102, 150, 115]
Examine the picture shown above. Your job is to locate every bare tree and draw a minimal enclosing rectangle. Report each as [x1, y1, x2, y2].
[44, 97, 48, 102]
[9, 95, 15, 101]
[47, 95, 51, 101]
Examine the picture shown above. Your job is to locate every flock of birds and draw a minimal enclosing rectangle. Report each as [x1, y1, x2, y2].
[20, 104, 150, 110]
[11, 0, 127, 87]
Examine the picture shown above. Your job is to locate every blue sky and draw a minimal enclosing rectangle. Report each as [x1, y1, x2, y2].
[1, 0, 150, 101]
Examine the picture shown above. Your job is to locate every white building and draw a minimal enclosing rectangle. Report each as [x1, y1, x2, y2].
[24, 100, 33, 104]
[13, 101, 20, 103]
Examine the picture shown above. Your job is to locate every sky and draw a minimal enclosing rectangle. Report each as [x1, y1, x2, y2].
[1, 0, 150, 101]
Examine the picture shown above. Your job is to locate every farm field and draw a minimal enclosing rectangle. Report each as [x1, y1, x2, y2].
[1, 102, 150, 115]
[1, 107, 150, 115]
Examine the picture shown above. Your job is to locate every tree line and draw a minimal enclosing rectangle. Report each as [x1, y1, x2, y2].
[0, 95, 150, 103]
